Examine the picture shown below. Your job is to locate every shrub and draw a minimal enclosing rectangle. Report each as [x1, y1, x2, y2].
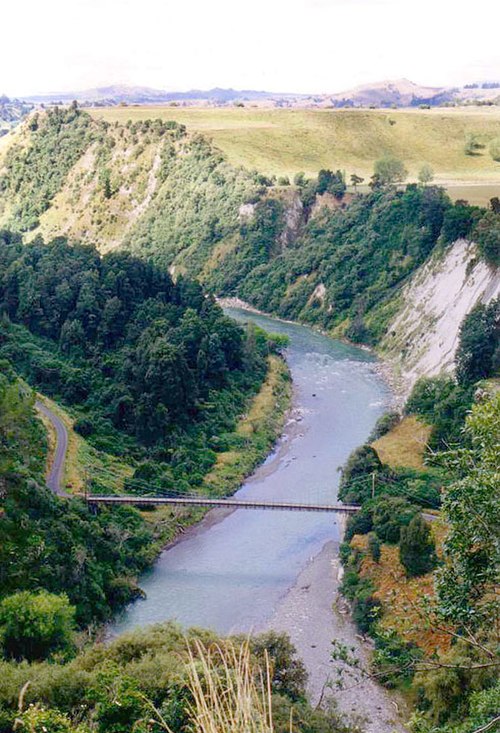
[14, 706, 90, 733]
[372, 155, 408, 185]
[464, 133, 482, 156]
[0, 591, 75, 661]
[246, 631, 307, 701]
[352, 591, 381, 633]
[399, 514, 437, 577]
[405, 376, 474, 448]
[373, 497, 418, 543]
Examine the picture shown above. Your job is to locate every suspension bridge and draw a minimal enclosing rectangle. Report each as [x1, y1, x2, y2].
[85, 494, 361, 513]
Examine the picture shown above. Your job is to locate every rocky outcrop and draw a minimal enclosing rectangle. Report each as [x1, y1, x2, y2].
[278, 190, 304, 250]
[381, 239, 499, 395]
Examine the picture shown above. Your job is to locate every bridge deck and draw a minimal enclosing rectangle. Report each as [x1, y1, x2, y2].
[86, 495, 360, 513]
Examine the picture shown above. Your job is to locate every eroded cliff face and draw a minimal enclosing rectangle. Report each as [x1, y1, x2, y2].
[381, 239, 499, 396]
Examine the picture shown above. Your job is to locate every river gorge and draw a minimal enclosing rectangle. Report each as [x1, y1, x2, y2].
[111, 307, 407, 731]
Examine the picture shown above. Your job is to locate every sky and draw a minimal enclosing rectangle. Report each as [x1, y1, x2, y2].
[2, 0, 499, 96]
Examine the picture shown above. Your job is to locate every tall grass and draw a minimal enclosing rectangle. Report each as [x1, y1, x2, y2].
[185, 639, 274, 733]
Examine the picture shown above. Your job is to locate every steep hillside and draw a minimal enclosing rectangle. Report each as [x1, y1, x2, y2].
[381, 239, 500, 393]
[0, 107, 260, 258]
[1, 107, 498, 385]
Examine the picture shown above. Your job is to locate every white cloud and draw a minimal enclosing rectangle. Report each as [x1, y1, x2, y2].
[1, 0, 498, 95]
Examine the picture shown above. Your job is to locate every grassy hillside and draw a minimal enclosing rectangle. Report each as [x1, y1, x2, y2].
[89, 106, 500, 193]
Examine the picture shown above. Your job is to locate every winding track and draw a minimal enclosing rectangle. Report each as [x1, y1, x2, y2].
[36, 400, 69, 496]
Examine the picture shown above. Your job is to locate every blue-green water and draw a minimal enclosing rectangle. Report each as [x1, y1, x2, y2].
[111, 309, 389, 636]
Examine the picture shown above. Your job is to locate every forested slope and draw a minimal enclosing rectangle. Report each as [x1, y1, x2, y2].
[0, 231, 282, 489]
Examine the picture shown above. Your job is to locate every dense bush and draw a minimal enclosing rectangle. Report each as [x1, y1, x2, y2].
[0, 234, 275, 484]
[0, 367, 154, 624]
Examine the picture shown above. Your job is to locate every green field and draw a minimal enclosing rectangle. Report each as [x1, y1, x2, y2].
[90, 106, 500, 201]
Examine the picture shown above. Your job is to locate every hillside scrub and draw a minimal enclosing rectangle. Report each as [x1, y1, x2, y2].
[0, 624, 354, 733]
[338, 340, 499, 730]
[0, 106, 95, 231]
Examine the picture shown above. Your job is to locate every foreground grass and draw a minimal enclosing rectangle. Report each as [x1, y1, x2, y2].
[89, 106, 500, 193]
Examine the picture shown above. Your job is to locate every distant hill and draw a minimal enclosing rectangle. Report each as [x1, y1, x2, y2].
[327, 78, 451, 108]
[327, 78, 500, 108]
[18, 79, 500, 109]
[21, 84, 301, 107]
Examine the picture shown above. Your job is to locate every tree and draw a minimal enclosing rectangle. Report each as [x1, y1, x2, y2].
[350, 173, 364, 190]
[488, 136, 500, 162]
[246, 631, 307, 701]
[0, 591, 75, 661]
[368, 532, 381, 562]
[464, 133, 482, 156]
[418, 164, 434, 185]
[399, 514, 437, 577]
[372, 155, 408, 186]
[373, 497, 417, 543]
[293, 171, 307, 187]
[490, 196, 500, 214]
[440, 202, 478, 244]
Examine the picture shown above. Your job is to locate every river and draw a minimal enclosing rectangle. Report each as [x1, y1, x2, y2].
[111, 308, 389, 635]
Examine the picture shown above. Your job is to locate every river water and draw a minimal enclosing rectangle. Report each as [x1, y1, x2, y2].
[111, 308, 389, 636]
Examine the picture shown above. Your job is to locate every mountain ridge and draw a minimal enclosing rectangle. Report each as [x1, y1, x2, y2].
[18, 78, 500, 108]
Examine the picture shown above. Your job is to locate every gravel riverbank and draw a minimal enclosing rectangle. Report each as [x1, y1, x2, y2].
[261, 541, 409, 733]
